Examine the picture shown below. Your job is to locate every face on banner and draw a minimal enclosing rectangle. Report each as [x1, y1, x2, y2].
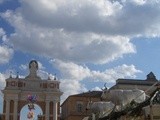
[27, 110, 34, 119]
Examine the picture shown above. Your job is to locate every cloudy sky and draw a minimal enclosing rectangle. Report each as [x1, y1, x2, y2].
[1, 0, 160, 119]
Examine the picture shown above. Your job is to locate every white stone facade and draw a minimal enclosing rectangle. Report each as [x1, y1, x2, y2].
[2, 60, 63, 120]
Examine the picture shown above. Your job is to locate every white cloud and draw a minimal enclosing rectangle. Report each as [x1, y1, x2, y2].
[19, 64, 27, 71]
[37, 70, 55, 80]
[37, 61, 45, 70]
[36, 61, 55, 80]
[6, 0, 160, 36]
[97, 64, 142, 82]
[1, 0, 160, 65]
[20, 0, 122, 24]
[91, 86, 102, 91]
[0, 0, 3, 4]
[52, 59, 91, 80]
[0, 28, 8, 42]
[116, 0, 147, 5]
[0, 73, 6, 90]
[0, 28, 13, 64]
[0, 45, 13, 64]
[0, 71, 14, 90]
[1, 11, 136, 64]
[60, 79, 87, 102]
[0, 73, 5, 108]
[0, 28, 5, 37]
[131, 0, 146, 5]
[52, 60, 141, 82]
[51, 60, 141, 101]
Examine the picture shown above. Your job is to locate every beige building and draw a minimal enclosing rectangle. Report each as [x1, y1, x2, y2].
[61, 72, 159, 120]
[61, 91, 102, 120]
[111, 72, 158, 95]
[1, 60, 63, 120]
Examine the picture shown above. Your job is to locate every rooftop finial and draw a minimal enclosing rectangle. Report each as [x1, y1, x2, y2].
[9, 71, 12, 78]
[16, 72, 19, 78]
[54, 73, 57, 80]
[48, 73, 51, 80]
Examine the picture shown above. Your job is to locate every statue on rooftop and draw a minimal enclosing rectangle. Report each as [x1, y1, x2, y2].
[26, 60, 41, 80]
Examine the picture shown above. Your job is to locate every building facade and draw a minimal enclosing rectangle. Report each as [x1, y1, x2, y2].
[61, 91, 102, 120]
[111, 72, 158, 95]
[61, 72, 159, 120]
[1, 60, 63, 120]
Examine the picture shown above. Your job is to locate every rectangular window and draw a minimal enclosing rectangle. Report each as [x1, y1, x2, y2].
[76, 102, 83, 112]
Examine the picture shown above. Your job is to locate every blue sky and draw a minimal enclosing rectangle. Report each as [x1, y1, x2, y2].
[1, 0, 160, 119]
